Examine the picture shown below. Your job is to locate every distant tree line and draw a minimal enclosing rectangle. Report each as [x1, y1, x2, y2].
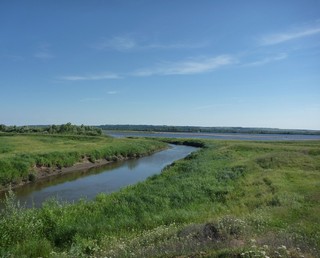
[0, 123, 102, 136]
[98, 124, 320, 135]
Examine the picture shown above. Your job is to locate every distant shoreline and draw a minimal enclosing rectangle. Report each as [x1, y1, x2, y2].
[98, 125, 320, 135]
[104, 130, 320, 141]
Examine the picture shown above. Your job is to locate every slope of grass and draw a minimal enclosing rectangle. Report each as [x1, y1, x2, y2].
[0, 139, 319, 257]
[0, 134, 167, 188]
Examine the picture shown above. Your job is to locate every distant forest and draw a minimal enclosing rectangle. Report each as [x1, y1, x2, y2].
[99, 124, 320, 135]
[0, 123, 102, 136]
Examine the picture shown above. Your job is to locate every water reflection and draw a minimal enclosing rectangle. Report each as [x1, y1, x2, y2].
[126, 159, 139, 170]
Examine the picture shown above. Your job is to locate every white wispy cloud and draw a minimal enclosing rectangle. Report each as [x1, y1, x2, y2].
[94, 35, 208, 51]
[144, 42, 209, 50]
[59, 72, 121, 81]
[132, 55, 236, 76]
[243, 53, 287, 67]
[107, 91, 118, 95]
[259, 24, 320, 45]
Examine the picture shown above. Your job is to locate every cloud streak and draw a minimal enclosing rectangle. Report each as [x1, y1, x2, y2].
[94, 35, 208, 51]
[243, 53, 287, 67]
[57, 51, 286, 81]
[132, 55, 236, 76]
[259, 25, 320, 45]
[57, 55, 235, 81]
[59, 72, 121, 81]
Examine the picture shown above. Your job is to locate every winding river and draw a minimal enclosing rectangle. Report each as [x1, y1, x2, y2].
[1, 144, 197, 208]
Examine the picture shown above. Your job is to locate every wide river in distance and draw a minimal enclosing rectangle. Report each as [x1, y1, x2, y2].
[105, 131, 320, 141]
[2, 144, 197, 208]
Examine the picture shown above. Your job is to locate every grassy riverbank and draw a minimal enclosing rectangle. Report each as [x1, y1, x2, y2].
[0, 139, 319, 257]
[0, 134, 167, 190]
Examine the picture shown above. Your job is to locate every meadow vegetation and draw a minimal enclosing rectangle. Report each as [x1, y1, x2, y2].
[0, 138, 319, 257]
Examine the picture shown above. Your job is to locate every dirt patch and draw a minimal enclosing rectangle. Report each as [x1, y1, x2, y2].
[178, 223, 224, 242]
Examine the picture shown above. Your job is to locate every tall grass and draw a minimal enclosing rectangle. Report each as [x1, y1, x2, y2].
[0, 139, 319, 257]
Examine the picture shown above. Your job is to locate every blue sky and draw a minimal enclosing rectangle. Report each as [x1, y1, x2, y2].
[1, 0, 320, 129]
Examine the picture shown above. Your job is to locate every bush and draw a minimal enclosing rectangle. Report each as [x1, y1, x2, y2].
[28, 173, 36, 182]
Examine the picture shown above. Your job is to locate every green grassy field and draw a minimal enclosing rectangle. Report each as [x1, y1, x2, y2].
[0, 134, 167, 188]
[0, 138, 319, 257]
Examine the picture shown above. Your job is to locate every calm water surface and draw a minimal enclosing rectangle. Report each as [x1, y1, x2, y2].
[3, 145, 197, 208]
[105, 131, 320, 141]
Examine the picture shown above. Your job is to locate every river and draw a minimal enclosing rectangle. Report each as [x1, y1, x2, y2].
[1, 144, 197, 208]
[105, 131, 320, 141]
